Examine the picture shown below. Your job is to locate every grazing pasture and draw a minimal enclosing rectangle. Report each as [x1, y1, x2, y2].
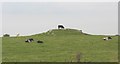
[2, 29, 118, 62]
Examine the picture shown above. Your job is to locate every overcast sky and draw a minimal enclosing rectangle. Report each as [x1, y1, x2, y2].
[1, 2, 118, 36]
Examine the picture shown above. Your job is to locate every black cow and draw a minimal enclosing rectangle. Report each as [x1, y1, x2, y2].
[58, 25, 64, 29]
[108, 37, 112, 39]
[37, 40, 43, 43]
[25, 38, 34, 43]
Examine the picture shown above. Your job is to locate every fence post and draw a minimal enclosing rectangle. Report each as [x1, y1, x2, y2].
[76, 52, 81, 62]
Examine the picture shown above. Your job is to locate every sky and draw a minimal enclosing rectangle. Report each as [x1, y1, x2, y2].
[0, 4, 2, 37]
[0, 0, 119, 2]
[1, 2, 118, 36]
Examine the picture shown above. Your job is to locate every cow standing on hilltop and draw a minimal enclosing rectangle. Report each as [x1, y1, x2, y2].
[58, 25, 64, 29]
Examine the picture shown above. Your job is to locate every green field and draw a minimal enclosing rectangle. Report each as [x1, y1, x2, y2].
[0, 37, 2, 63]
[2, 29, 118, 62]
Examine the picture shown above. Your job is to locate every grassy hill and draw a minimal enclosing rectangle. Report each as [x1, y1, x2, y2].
[2, 29, 118, 62]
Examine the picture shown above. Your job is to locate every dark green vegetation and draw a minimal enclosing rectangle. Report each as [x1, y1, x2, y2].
[2, 29, 118, 62]
[3, 34, 10, 37]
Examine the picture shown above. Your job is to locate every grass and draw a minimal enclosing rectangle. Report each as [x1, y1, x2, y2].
[0, 37, 2, 63]
[2, 29, 118, 62]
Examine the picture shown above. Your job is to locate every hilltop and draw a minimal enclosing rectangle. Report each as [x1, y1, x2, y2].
[31, 29, 89, 37]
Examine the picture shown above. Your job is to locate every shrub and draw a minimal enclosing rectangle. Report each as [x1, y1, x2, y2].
[3, 34, 10, 37]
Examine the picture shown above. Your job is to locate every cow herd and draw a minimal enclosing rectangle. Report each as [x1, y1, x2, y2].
[25, 38, 43, 43]
[25, 37, 112, 44]
[24, 25, 112, 43]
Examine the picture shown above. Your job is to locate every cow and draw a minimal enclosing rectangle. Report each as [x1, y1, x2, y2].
[103, 37, 112, 41]
[37, 40, 43, 43]
[58, 25, 64, 29]
[25, 38, 34, 43]
[108, 37, 112, 39]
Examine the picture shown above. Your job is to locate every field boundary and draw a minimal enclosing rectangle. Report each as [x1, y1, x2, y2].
[1, 62, 119, 64]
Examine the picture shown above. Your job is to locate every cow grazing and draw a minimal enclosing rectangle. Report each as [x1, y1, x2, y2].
[108, 37, 112, 39]
[103, 37, 112, 41]
[37, 40, 43, 43]
[25, 38, 34, 43]
[58, 25, 64, 29]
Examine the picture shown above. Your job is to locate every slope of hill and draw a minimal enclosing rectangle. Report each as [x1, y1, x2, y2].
[33, 29, 83, 36]
[2, 29, 118, 62]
